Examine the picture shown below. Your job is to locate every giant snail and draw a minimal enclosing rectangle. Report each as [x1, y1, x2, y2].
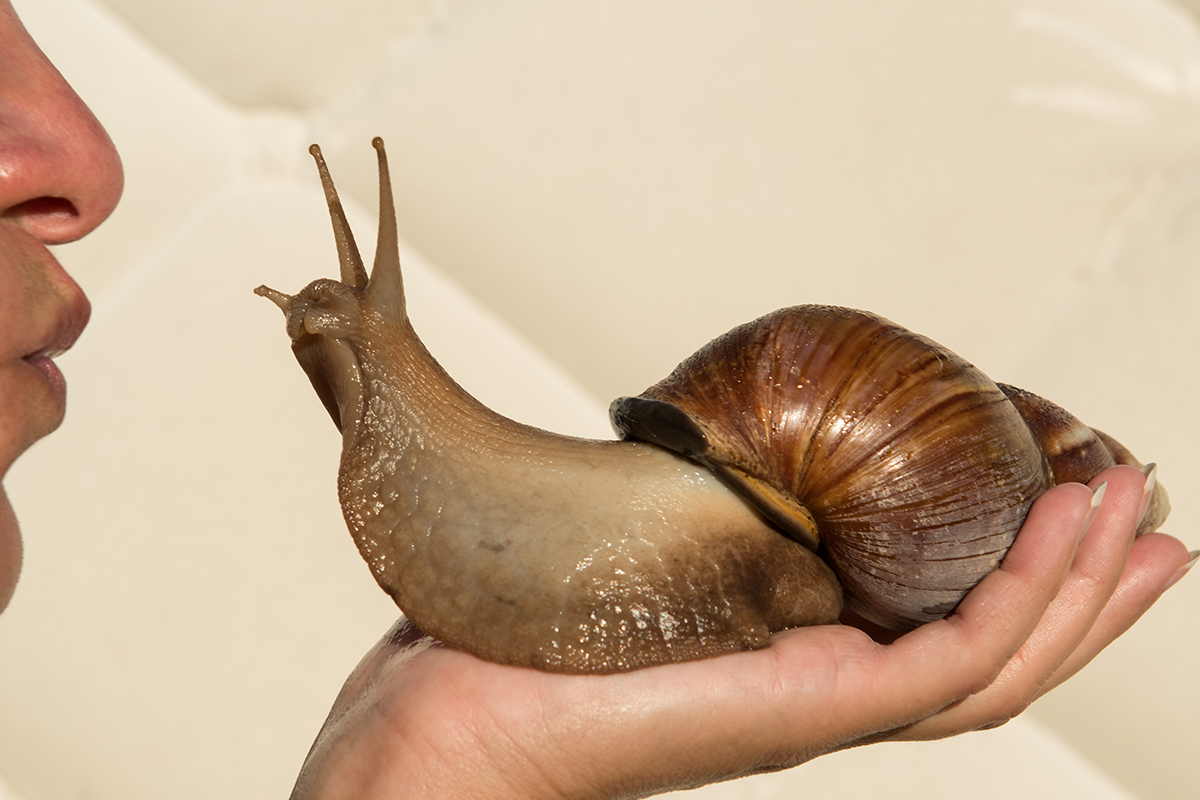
[256, 138, 1169, 674]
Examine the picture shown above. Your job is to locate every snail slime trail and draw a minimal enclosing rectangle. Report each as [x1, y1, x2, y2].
[256, 139, 1170, 674]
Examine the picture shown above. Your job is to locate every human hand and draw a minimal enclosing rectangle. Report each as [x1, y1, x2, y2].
[289, 465, 1192, 799]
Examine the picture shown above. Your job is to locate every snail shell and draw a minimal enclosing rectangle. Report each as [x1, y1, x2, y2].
[611, 307, 1168, 629]
[256, 139, 1169, 672]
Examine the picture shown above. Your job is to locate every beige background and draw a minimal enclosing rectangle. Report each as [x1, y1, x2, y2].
[2, 1, 1198, 798]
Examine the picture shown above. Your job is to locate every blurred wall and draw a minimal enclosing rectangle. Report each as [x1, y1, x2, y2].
[1, 1, 1197, 798]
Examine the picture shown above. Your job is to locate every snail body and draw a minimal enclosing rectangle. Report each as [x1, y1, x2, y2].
[257, 139, 1168, 673]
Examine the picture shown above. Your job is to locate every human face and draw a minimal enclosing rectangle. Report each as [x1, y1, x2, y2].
[0, 0, 123, 612]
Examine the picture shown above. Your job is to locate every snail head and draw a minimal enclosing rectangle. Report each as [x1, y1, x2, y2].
[255, 138, 405, 438]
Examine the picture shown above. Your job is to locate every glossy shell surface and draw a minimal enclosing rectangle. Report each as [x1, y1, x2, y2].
[613, 305, 1054, 629]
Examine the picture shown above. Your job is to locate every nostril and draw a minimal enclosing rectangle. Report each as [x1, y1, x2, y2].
[1, 196, 89, 244]
[2, 196, 79, 222]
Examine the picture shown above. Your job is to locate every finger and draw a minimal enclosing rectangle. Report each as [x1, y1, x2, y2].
[880, 477, 1101, 740]
[1037, 460, 1192, 690]
[815, 478, 1097, 742]
[1039, 530, 1192, 695]
[973, 468, 1145, 705]
[314, 618, 439, 741]
[893, 465, 1157, 739]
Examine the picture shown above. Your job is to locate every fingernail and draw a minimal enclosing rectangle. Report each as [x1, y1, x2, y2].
[1165, 550, 1200, 591]
[1081, 482, 1107, 543]
[1137, 463, 1157, 530]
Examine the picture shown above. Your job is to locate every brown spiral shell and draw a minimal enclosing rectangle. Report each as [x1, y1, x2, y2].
[612, 305, 1064, 630]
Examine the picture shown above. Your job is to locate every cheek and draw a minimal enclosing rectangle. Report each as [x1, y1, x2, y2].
[0, 489, 22, 614]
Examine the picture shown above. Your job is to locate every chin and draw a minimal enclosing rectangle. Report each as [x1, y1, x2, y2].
[0, 489, 22, 614]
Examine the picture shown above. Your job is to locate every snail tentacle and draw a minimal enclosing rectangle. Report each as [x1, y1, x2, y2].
[364, 136, 405, 320]
[309, 143, 369, 289]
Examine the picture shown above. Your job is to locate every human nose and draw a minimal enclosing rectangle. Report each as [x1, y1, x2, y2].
[0, 5, 124, 245]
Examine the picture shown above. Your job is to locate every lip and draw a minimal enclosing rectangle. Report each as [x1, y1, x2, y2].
[31, 285, 91, 359]
[20, 353, 67, 403]
[19, 292, 89, 403]
[23, 281, 86, 344]
[4, 225, 93, 412]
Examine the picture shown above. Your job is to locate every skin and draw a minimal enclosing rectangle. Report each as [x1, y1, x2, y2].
[0, 0, 123, 613]
[0, 4, 1194, 798]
